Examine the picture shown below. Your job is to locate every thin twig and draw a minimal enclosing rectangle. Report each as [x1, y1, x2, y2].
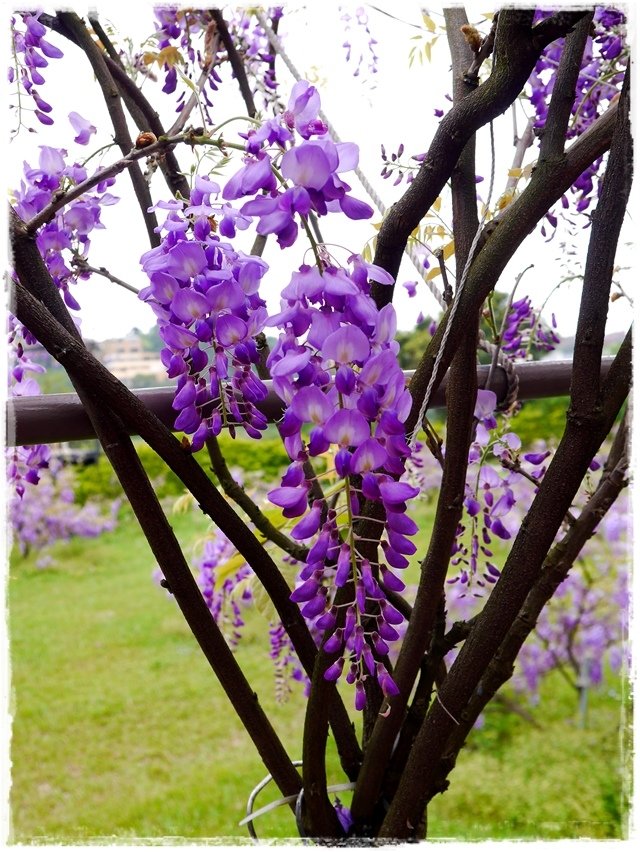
[71, 255, 139, 294]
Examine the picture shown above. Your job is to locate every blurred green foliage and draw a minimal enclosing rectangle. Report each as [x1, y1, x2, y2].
[73, 435, 291, 504]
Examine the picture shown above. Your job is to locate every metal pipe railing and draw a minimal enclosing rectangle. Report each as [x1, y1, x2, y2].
[6, 359, 611, 447]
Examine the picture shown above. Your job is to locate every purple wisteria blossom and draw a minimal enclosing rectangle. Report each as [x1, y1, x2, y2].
[10, 12, 64, 131]
[527, 8, 627, 227]
[68, 111, 97, 145]
[11, 145, 119, 311]
[501, 296, 560, 358]
[139, 176, 270, 447]
[264, 254, 416, 708]
[222, 80, 373, 249]
[9, 458, 120, 568]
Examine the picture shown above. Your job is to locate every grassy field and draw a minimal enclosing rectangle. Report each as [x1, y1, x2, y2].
[8, 502, 629, 842]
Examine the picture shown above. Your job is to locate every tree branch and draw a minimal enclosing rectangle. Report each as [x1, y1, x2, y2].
[370, 9, 587, 307]
[9, 210, 302, 803]
[538, 13, 593, 161]
[211, 9, 257, 118]
[571, 66, 632, 415]
[205, 437, 308, 562]
[351, 317, 480, 826]
[405, 96, 618, 437]
[56, 12, 160, 248]
[378, 82, 631, 832]
[429, 405, 629, 796]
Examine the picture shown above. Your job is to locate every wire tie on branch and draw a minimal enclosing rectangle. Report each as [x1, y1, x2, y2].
[436, 692, 460, 726]
[241, 760, 355, 840]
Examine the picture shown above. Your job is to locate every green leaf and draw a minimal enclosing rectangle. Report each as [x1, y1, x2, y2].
[214, 553, 247, 589]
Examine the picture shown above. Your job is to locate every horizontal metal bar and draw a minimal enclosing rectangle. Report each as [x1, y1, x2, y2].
[5, 359, 612, 447]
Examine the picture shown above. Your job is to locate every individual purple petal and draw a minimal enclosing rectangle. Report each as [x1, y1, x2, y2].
[379, 480, 420, 504]
[270, 347, 312, 378]
[324, 657, 345, 682]
[68, 111, 96, 145]
[171, 288, 209, 323]
[354, 681, 367, 711]
[166, 241, 207, 277]
[323, 628, 344, 654]
[335, 544, 352, 587]
[387, 530, 417, 555]
[380, 599, 404, 625]
[291, 501, 323, 540]
[301, 591, 328, 618]
[216, 314, 248, 346]
[351, 438, 387, 473]
[474, 388, 497, 421]
[339, 194, 374, 219]
[323, 409, 370, 447]
[290, 386, 333, 425]
[290, 577, 321, 602]
[465, 496, 481, 517]
[159, 324, 199, 349]
[490, 518, 512, 540]
[268, 485, 309, 511]
[323, 325, 370, 364]
[386, 512, 418, 535]
[335, 448, 353, 478]
[281, 143, 332, 189]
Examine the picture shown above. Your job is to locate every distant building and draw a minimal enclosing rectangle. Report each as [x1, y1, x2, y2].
[98, 331, 166, 385]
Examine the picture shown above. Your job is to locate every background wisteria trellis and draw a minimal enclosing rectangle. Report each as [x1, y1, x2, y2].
[6, 4, 631, 842]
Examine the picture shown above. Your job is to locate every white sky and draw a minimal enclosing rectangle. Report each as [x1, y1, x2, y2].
[3, 1, 637, 342]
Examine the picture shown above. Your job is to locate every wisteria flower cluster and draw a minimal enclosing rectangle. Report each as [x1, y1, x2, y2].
[265, 254, 418, 708]
[528, 7, 627, 221]
[138, 177, 271, 448]
[340, 5, 379, 81]
[9, 458, 120, 568]
[500, 296, 560, 358]
[223, 79, 373, 247]
[150, 7, 283, 118]
[226, 8, 283, 109]
[197, 531, 253, 650]
[12, 145, 118, 311]
[10, 11, 64, 131]
[152, 7, 219, 107]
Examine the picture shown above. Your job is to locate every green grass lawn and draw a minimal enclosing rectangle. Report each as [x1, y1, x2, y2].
[8, 502, 629, 842]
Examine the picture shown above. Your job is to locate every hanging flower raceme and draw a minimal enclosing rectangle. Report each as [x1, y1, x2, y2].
[265, 254, 418, 709]
[11, 145, 119, 311]
[10, 12, 64, 130]
[139, 175, 270, 449]
[221, 80, 373, 249]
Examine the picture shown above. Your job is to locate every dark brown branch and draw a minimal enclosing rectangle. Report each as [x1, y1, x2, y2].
[531, 9, 591, 47]
[88, 14, 126, 69]
[405, 96, 618, 437]
[463, 14, 498, 84]
[211, 9, 257, 118]
[57, 13, 160, 248]
[205, 437, 308, 562]
[571, 67, 632, 415]
[103, 57, 192, 200]
[430, 406, 629, 794]
[370, 9, 587, 306]
[71, 255, 139, 293]
[379, 328, 631, 838]
[538, 13, 593, 161]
